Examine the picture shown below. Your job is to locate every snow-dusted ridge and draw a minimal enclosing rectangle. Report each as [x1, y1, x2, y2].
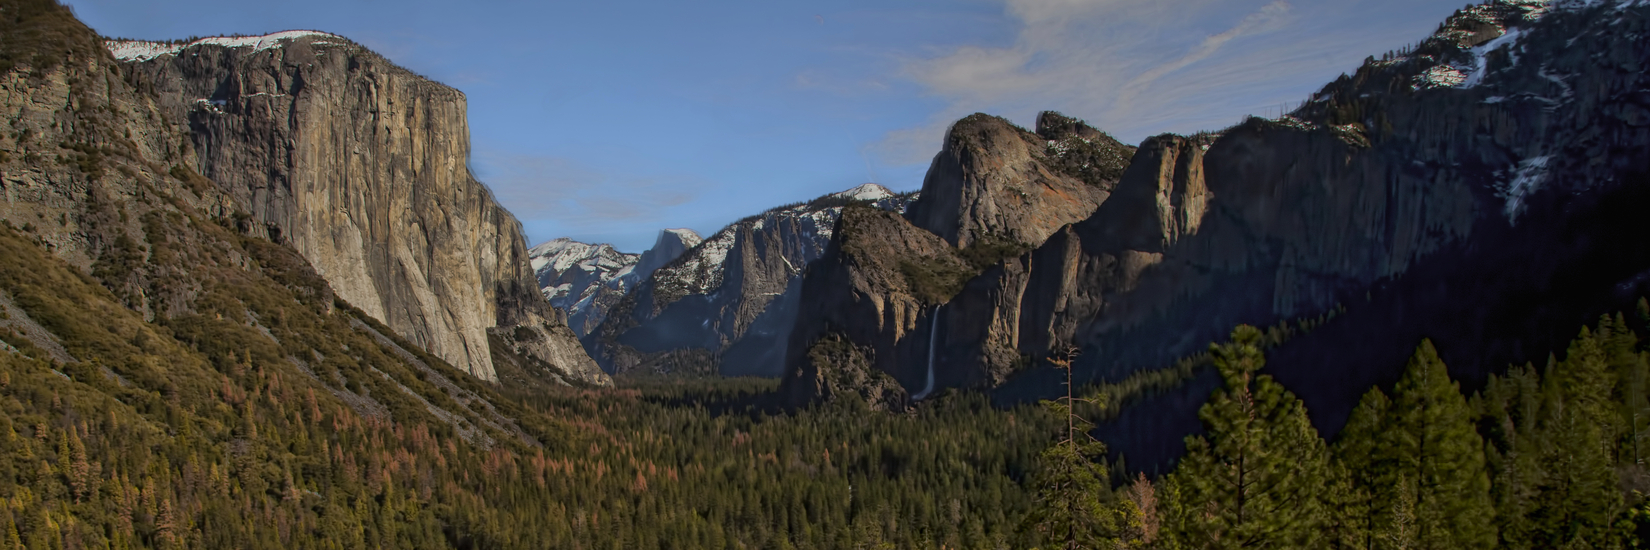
[829, 183, 895, 202]
[652, 183, 916, 298]
[106, 30, 345, 62]
[528, 238, 638, 304]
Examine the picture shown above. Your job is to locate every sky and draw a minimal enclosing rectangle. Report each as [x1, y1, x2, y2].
[67, 0, 1466, 252]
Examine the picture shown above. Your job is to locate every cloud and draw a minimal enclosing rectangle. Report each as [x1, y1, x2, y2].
[473, 152, 698, 246]
[876, 0, 1458, 163]
[1112, 1, 1292, 110]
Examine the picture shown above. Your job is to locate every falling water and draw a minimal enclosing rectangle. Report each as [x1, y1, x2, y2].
[913, 304, 940, 400]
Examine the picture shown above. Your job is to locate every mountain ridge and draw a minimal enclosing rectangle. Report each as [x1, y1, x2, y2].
[587, 182, 917, 378]
[780, 0, 1650, 439]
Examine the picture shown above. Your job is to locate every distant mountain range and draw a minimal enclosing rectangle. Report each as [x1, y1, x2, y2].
[529, 183, 915, 377]
[528, 228, 702, 337]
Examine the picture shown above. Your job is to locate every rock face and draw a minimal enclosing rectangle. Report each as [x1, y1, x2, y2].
[634, 229, 703, 278]
[590, 184, 916, 377]
[107, 32, 608, 385]
[904, 113, 1128, 249]
[530, 238, 639, 336]
[779, 206, 970, 407]
[781, 114, 1134, 400]
[784, 0, 1650, 432]
[528, 229, 701, 338]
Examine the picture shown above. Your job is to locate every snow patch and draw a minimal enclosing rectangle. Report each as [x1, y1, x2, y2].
[106, 30, 343, 62]
[1414, 65, 1469, 90]
[1499, 155, 1551, 222]
[830, 183, 894, 202]
[1460, 27, 1526, 88]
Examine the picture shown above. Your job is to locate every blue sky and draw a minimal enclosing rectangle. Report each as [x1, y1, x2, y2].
[68, 0, 1465, 252]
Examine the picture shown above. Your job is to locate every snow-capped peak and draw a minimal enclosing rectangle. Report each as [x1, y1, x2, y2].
[829, 183, 894, 202]
[106, 30, 345, 62]
[660, 228, 704, 248]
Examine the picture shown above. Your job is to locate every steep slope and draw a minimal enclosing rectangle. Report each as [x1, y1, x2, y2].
[785, 0, 1650, 435]
[529, 238, 639, 335]
[781, 114, 1134, 402]
[528, 228, 701, 338]
[590, 184, 915, 377]
[904, 112, 1129, 249]
[780, 205, 972, 408]
[633, 228, 703, 278]
[103, 31, 606, 385]
[0, 4, 613, 543]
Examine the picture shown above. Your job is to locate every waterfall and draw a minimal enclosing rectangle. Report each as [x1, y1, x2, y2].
[913, 304, 940, 400]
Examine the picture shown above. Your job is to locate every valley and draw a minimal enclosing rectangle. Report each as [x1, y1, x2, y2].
[2, 0, 1650, 546]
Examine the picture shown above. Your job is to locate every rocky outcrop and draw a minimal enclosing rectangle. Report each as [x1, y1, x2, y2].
[779, 205, 970, 402]
[106, 32, 608, 384]
[903, 113, 1127, 249]
[781, 114, 1135, 398]
[785, 0, 1650, 424]
[530, 238, 639, 336]
[634, 228, 702, 278]
[529, 229, 701, 338]
[590, 184, 916, 377]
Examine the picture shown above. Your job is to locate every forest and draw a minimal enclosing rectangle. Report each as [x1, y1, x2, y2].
[3, 208, 1649, 548]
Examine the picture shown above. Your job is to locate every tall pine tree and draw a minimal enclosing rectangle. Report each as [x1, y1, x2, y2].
[1380, 340, 1496, 550]
[1332, 388, 1393, 550]
[1162, 325, 1329, 549]
[1022, 349, 1139, 550]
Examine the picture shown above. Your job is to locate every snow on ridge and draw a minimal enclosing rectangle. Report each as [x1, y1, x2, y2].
[830, 183, 894, 202]
[1461, 27, 1527, 88]
[655, 228, 737, 296]
[529, 237, 638, 277]
[106, 30, 344, 62]
[661, 228, 704, 248]
[1414, 65, 1470, 89]
[650, 183, 918, 298]
[1412, 5, 1536, 92]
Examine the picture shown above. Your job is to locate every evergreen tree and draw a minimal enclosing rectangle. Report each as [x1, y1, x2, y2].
[1381, 340, 1496, 549]
[1527, 327, 1624, 547]
[1332, 388, 1392, 549]
[1161, 325, 1329, 549]
[1475, 364, 1545, 549]
[1022, 349, 1138, 549]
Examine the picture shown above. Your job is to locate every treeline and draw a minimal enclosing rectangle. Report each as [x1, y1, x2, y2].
[1026, 315, 1650, 549]
[1, 213, 1065, 549]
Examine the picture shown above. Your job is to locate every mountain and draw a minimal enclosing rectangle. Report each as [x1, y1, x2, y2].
[784, 0, 1650, 448]
[589, 183, 916, 377]
[529, 238, 638, 336]
[103, 30, 608, 386]
[782, 114, 1134, 407]
[633, 228, 704, 277]
[905, 111, 1129, 249]
[528, 228, 701, 337]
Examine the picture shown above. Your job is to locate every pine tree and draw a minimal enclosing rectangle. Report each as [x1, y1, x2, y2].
[1161, 325, 1329, 549]
[1475, 364, 1544, 549]
[1022, 349, 1137, 550]
[1382, 340, 1497, 549]
[1331, 388, 1392, 549]
[1524, 326, 1625, 547]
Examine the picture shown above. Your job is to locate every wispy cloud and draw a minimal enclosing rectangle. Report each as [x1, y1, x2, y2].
[473, 152, 699, 247]
[876, 0, 1458, 165]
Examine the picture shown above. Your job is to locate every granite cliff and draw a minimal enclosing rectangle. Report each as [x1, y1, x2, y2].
[784, 0, 1650, 441]
[781, 114, 1133, 405]
[104, 32, 607, 385]
[905, 112, 1126, 249]
[590, 184, 915, 378]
